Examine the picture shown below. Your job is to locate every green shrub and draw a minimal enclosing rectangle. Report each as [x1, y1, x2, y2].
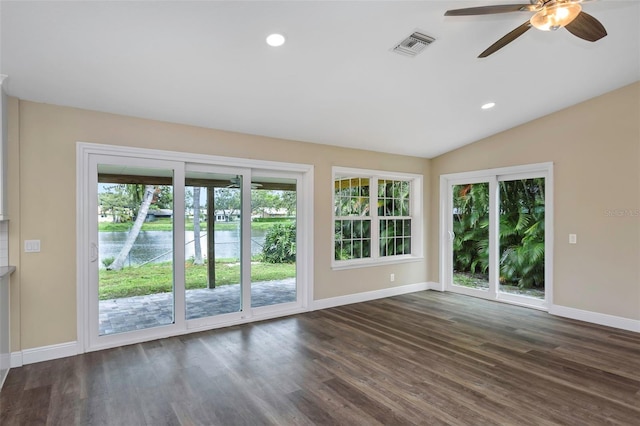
[102, 256, 115, 268]
[262, 222, 296, 263]
[453, 179, 545, 289]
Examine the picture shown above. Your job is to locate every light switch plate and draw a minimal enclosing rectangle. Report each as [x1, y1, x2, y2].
[25, 240, 41, 252]
[569, 234, 577, 244]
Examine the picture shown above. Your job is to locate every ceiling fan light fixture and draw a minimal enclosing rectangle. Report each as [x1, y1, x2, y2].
[530, 3, 582, 31]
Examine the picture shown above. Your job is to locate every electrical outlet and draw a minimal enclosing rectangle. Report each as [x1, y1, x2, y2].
[569, 234, 577, 244]
[390, 273, 395, 282]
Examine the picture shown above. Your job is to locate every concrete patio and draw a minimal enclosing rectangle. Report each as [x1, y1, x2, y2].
[99, 278, 296, 335]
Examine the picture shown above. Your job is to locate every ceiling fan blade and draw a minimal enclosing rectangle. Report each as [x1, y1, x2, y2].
[445, 4, 537, 16]
[564, 11, 607, 42]
[478, 21, 532, 58]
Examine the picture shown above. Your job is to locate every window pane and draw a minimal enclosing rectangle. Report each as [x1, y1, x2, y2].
[498, 178, 545, 299]
[378, 180, 387, 197]
[333, 218, 371, 260]
[380, 219, 411, 257]
[363, 239, 371, 258]
[353, 241, 362, 258]
[452, 182, 490, 290]
[344, 241, 352, 258]
[184, 172, 243, 320]
[342, 221, 352, 239]
[403, 219, 411, 238]
[401, 199, 409, 216]
[251, 178, 297, 308]
[335, 177, 371, 217]
[353, 220, 362, 238]
[403, 237, 411, 255]
[98, 165, 174, 336]
[362, 220, 371, 238]
[379, 179, 410, 219]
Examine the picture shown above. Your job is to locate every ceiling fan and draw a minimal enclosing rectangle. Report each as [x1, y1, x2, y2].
[226, 176, 263, 189]
[445, 0, 607, 58]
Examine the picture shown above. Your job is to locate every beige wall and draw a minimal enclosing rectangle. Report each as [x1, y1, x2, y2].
[429, 82, 640, 321]
[8, 100, 430, 351]
[8, 81, 639, 352]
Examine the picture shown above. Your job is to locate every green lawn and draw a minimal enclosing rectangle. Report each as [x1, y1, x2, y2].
[99, 260, 295, 300]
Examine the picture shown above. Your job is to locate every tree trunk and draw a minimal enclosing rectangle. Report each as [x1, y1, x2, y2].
[193, 187, 204, 265]
[207, 187, 216, 288]
[107, 185, 156, 271]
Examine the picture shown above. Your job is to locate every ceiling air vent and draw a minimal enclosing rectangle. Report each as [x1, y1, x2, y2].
[392, 31, 435, 57]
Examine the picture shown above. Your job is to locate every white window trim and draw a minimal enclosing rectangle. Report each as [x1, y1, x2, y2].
[77, 142, 314, 353]
[332, 166, 423, 270]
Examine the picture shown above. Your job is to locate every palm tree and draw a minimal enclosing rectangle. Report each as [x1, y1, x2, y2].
[452, 183, 490, 277]
[452, 179, 545, 289]
[499, 178, 545, 288]
[107, 185, 156, 271]
[192, 187, 204, 265]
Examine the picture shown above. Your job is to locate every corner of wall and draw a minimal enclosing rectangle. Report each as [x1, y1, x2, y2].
[8, 96, 21, 354]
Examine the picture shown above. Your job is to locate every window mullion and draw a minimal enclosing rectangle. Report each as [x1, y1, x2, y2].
[173, 164, 186, 328]
[371, 177, 380, 260]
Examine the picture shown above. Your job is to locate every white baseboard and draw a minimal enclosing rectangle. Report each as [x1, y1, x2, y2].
[550, 305, 640, 333]
[312, 282, 430, 311]
[10, 351, 22, 368]
[0, 353, 10, 389]
[427, 281, 444, 291]
[11, 341, 79, 367]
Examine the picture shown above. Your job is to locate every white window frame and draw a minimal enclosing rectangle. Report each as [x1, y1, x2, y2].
[332, 166, 423, 270]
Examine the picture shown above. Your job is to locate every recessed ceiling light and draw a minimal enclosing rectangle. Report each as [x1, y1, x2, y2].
[481, 102, 496, 110]
[266, 33, 286, 47]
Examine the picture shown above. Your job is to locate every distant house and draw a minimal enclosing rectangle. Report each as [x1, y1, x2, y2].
[253, 207, 290, 219]
[214, 210, 240, 222]
[146, 209, 173, 221]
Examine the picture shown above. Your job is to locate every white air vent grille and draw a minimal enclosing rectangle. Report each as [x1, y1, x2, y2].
[392, 31, 435, 57]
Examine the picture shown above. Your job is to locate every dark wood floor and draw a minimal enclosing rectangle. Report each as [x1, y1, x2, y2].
[2, 291, 639, 425]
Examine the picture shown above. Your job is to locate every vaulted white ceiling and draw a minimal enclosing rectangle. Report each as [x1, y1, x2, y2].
[1, 1, 638, 158]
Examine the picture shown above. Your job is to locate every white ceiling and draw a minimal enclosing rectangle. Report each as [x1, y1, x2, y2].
[1, 1, 638, 158]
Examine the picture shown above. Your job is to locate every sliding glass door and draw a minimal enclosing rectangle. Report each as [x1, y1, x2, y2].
[89, 155, 185, 348]
[184, 168, 247, 323]
[83, 147, 310, 351]
[250, 173, 299, 310]
[97, 164, 177, 336]
[442, 164, 552, 309]
[451, 181, 490, 296]
[498, 177, 546, 301]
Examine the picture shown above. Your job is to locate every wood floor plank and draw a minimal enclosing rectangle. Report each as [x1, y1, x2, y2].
[2, 291, 639, 425]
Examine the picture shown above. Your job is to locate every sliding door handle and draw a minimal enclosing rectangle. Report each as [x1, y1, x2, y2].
[90, 243, 99, 262]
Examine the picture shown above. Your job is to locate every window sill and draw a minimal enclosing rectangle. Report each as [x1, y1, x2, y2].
[331, 256, 424, 271]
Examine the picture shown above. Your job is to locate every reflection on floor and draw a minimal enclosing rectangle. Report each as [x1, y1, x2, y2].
[98, 278, 296, 335]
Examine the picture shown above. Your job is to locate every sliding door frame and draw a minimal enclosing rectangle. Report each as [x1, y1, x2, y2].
[439, 162, 554, 310]
[250, 168, 307, 316]
[77, 142, 314, 353]
[86, 154, 186, 350]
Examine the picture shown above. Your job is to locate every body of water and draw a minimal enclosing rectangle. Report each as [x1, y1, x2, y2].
[99, 229, 267, 267]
